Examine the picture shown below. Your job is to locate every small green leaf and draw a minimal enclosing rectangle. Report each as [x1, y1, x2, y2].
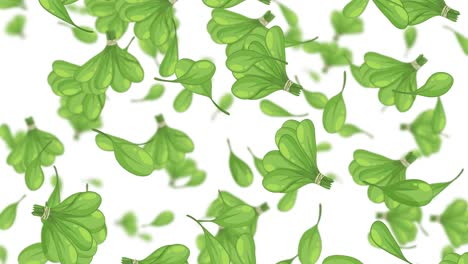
[298, 204, 322, 264]
[343, 0, 369, 18]
[323, 72, 347, 133]
[72, 26, 97, 43]
[260, 99, 307, 117]
[146, 210, 175, 227]
[432, 98, 446, 133]
[0, 245, 6, 264]
[228, 139, 254, 187]
[323, 255, 363, 264]
[18, 243, 47, 264]
[277, 191, 297, 212]
[117, 212, 138, 237]
[0, 195, 25, 230]
[339, 124, 373, 138]
[369, 221, 411, 263]
[5, 15, 26, 37]
[39, 0, 91, 32]
[303, 90, 328, 109]
[173, 89, 193, 113]
[404, 27, 417, 52]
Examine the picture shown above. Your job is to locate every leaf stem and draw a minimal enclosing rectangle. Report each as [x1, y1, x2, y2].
[341, 71, 347, 93]
[316, 204, 322, 226]
[210, 98, 230, 115]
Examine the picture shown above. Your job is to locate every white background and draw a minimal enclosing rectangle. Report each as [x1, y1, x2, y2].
[1, 0, 468, 263]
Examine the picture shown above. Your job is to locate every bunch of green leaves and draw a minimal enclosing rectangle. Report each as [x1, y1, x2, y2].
[369, 221, 412, 263]
[260, 99, 307, 117]
[277, 204, 323, 264]
[351, 52, 453, 112]
[75, 31, 144, 93]
[322, 71, 347, 133]
[165, 158, 206, 188]
[0, 195, 25, 230]
[376, 205, 425, 245]
[121, 244, 190, 264]
[349, 150, 418, 208]
[303, 41, 352, 73]
[154, 59, 230, 114]
[431, 199, 468, 248]
[30, 172, 107, 264]
[226, 26, 304, 100]
[85, 0, 129, 39]
[48, 60, 107, 122]
[440, 252, 468, 264]
[208, 9, 275, 45]
[143, 114, 194, 169]
[39, 0, 91, 32]
[6, 117, 64, 190]
[445, 27, 468, 55]
[401, 106, 446, 156]
[196, 191, 269, 263]
[212, 93, 234, 120]
[202, 0, 270, 8]
[5, 14, 25, 37]
[121, 0, 179, 77]
[227, 139, 254, 187]
[400, 0, 460, 25]
[331, 10, 363, 41]
[262, 119, 334, 193]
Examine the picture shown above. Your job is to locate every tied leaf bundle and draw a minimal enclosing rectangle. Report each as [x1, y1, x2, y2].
[197, 191, 268, 264]
[75, 31, 144, 93]
[121, 0, 179, 77]
[154, 59, 230, 114]
[48, 60, 106, 121]
[7, 117, 64, 190]
[401, 107, 445, 157]
[203, 0, 270, 9]
[376, 205, 425, 245]
[85, 0, 129, 39]
[351, 52, 453, 112]
[166, 158, 206, 188]
[431, 199, 468, 248]
[262, 119, 334, 193]
[31, 171, 107, 264]
[121, 244, 190, 264]
[143, 114, 194, 169]
[208, 9, 275, 45]
[400, 0, 460, 25]
[349, 150, 418, 208]
[227, 26, 303, 99]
